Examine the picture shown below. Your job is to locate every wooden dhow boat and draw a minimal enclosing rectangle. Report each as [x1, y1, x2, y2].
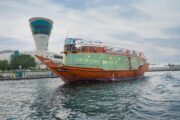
[36, 38, 148, 83]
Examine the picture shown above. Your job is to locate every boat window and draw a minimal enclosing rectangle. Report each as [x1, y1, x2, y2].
[54, 55, 63, 59]
[65, 38, 75, 45]
[64, 38, 77, 52]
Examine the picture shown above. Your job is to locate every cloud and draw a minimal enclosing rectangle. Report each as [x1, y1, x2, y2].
[164, 27, 180, 38]
[0, 0, 180, 63]
[0, 36, 34, 51]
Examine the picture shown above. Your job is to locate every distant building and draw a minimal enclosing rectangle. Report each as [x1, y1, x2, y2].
[0, 17, 62, 69]
[22, 51, 62, 69]
[0, 50, 62, 69]
[0, 50, 19, 63]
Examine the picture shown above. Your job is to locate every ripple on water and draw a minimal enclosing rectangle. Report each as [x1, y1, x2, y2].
[0, 72, 180, 120]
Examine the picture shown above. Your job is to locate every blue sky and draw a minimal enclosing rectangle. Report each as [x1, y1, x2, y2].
[0, 0, 180, 64]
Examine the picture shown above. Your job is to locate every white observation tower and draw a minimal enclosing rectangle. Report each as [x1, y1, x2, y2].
[29, 17, 53, 52]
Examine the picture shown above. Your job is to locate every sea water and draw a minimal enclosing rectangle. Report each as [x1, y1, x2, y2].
[0, 71, 180, 120]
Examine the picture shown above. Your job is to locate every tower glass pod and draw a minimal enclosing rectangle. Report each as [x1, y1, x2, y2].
[29, 17, 53, 51]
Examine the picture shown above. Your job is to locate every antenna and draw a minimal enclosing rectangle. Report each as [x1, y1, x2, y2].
[66, 30, 69, 38]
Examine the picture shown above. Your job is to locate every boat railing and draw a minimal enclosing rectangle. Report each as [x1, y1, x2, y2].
[64, 38, 146, 59]
[68, 45, 146, 59]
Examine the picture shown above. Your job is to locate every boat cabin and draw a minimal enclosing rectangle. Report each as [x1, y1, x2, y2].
[64, 38, 106, 53]
[63, 38, 146, 60]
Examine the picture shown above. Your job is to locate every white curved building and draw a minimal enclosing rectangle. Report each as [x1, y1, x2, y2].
[22, 51, 62, 69]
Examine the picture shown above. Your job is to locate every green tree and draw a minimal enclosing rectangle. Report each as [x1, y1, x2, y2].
[0, 60, 9, 71]
[10, 54, 36, 69]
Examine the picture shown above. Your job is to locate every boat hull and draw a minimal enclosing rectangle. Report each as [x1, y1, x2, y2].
[56, 64, 148, 83]
[36, 55, 148, 83]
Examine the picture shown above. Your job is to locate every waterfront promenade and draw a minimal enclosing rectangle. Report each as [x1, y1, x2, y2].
[148, 64, 180, 72]
[0, 70, 57, 80]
